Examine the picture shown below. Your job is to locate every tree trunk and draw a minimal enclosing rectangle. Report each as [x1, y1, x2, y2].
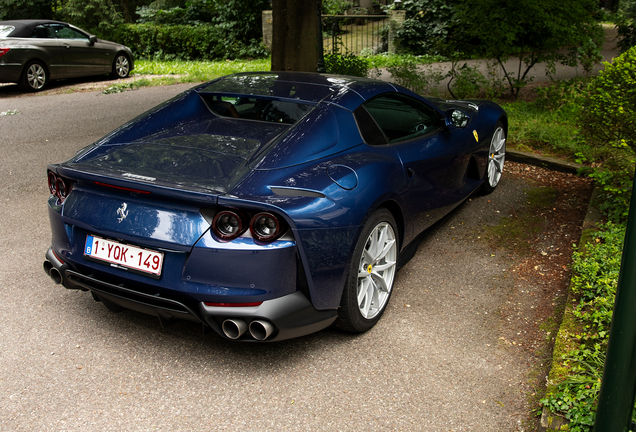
[271, 0, 322, 72]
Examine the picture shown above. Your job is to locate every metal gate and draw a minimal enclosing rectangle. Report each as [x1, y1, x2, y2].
[321, 14, 389, 55]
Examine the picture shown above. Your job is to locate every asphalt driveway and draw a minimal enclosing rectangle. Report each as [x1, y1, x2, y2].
[0, 86, 592, 431]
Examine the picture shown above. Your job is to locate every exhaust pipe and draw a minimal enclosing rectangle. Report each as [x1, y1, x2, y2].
[49, 267, 63, 284]
[249, 320, 275, 341]
[43, 260, 63, 284]
[222, 319, 248, 340]
[43, 260, 54, 277]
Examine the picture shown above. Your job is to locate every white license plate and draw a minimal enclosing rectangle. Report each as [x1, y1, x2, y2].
[84, 235, 164, 277]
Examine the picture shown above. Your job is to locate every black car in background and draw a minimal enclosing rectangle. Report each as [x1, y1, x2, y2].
[0, 20, 134, 92]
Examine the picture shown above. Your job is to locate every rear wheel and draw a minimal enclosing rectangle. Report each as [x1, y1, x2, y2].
[111, 54, 130, 79]
[335, 209, 398, 333]
[481, 121, 506, 194]
[19, 61, 47, 92]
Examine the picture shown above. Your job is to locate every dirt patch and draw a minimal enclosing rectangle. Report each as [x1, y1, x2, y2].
[494, 162, 593, 429]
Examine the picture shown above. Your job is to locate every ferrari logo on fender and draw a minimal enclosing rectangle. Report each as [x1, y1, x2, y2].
[473, 130, 479, 142]
[116, 203, 129, 223]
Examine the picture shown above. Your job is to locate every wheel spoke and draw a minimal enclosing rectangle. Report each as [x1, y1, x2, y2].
[357, 277, 370, 306]
[372, 260, 395, 272]
[362, 281, 374, 317]
[376, 238, 396, 262]
[374, 226, 388, 259]
[370, 272, 389, 293]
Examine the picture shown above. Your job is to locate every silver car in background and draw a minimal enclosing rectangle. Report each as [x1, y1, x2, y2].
[0, 20, 134, 92]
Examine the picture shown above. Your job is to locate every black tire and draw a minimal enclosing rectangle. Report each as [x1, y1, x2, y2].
[18, 61, 47, 92]
[481, 121, 506, 195]
[335, 208, 399, 333]
[111, 53, 130, 79]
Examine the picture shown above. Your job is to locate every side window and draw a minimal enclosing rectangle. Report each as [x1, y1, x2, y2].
[51, 25, 88, 40]
[30, 25, 54, 38]
[363, 94, 442, 143]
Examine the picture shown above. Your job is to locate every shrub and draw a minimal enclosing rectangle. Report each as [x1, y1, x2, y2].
[384, 56, 444, 95]
[324, 53, 370, 77]
[110, 23, 268, 60]
[578, 46, 636, 222]
[579, 46, 636, 154]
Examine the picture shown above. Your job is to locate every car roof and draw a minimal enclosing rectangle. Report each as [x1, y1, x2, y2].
[0, 20, 71, 38]
[198, 72, 400, 111]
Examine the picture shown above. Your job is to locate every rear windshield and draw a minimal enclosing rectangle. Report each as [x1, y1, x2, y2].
[0, 25, 15, 37]
[201, 94, 314, 125]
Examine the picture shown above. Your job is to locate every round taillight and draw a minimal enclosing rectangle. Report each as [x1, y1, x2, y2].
[250, 212, 283, 242]
[47, 171, 57, 196]
[56, 178, 69, 201]
[212, 210, 244, 240]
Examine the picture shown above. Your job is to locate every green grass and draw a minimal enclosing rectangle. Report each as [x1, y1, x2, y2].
[133, 58, 271, 81]
[501, 100, 584, 160]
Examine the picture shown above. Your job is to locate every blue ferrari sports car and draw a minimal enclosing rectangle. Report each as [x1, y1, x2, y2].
[44, 72, 507, 342]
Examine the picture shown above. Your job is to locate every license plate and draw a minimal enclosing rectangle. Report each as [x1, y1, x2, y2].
[84, 235, 164, 277]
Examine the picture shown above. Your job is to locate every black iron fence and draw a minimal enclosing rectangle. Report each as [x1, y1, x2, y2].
[321, 14, 389, 55]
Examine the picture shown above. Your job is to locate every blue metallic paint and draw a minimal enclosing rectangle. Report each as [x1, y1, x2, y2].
[44, 72, 507, 341]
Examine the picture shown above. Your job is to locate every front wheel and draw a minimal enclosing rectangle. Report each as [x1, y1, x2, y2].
[481, 121, 506, 195]
[19, 61, 47, 92]
[111, 54, 130, 79]
[335, 209, 398, 333]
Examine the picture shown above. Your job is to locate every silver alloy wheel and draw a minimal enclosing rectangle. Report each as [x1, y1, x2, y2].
[114, 55, 130, 78]
[27, 63, 46, 90]
[356, 221, 397, 319]
[487, 126, 506, 188]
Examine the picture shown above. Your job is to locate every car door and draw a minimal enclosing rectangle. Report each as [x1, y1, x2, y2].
[49, 24, 109, 77]
[361, 93, 470, 241]
[28, 25, 67, 79]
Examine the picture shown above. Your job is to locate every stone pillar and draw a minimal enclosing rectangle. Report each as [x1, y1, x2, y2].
[388, 10, 406, 54]
[262, 10, 273, 50]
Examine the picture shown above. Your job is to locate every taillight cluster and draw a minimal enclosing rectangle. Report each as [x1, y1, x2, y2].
[47, 171, 72, 203]
[0, 48, 10, 58]
[212, 209, 286, 243]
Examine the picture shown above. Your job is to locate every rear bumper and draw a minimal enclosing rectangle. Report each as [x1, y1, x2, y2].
[0, 63, 23, 83]
[44, 247, 337, 342]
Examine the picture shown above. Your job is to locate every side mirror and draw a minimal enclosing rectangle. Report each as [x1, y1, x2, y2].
[89, 35, 97, 45]
[447, 109, 470, 128]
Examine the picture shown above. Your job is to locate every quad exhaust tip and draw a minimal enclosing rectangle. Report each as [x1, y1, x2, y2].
[43, 260, 62, 284]
[222, 319, 248, 340]
[249, 320, 275, 341]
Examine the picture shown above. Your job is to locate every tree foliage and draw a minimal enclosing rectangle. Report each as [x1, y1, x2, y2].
[56, 0, 125, 35]
[451, 0, 603, 97]
[616, 0, 636, 52]
[0, 0, 54, 20]
[393, 0, 460, 56]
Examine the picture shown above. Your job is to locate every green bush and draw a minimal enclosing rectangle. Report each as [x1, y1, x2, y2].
[385, 56, 444, 95]
[578, 46, 636, 222]
[110, 23, 268, 60]
[579, 46, 636, 153]
[324, 53, 370, 77]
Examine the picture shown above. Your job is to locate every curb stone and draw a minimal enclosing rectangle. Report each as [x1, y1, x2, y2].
[507, 149, 585, 175]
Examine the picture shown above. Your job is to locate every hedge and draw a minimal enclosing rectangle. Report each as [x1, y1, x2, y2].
[109, 23, 268, 61]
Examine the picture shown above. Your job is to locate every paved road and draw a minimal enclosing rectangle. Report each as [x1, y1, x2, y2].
[1, 86, 568, 430]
